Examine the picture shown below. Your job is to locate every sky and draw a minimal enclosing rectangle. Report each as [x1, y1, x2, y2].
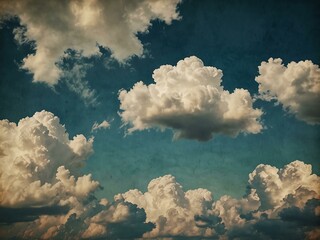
[0, 0, 319, 239]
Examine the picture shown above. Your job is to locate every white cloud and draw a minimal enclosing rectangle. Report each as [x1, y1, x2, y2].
[91, 120, 111, 132]
[0, 110, 98, 238]
[81, 199, 154, 239]
[0, 110, 96, 207]
[248, 160, 319, 210]
[119, 56, 263, 141]
[119, 160, 319, 239]
[0, 112, 318, 239]
[0, 0, 181, 85]
[0, 111, 153, 239]
[118, 175, 220, 238]
[255, 58, 320, 124]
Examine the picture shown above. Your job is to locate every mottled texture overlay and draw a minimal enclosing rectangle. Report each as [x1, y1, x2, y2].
[0, 0, 319, 239]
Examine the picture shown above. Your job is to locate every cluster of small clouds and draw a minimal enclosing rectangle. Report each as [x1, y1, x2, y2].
[0, 111, 319, 239]
[0, 0, 181, 103]
[119, 56, 264, 141]
[255, 58, 320, 125]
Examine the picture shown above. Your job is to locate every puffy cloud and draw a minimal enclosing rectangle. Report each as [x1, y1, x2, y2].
[118, 175, 221, 238]
[82, 199, 155, 239]
[0, 112, 318, 239]
[255, 58, 320, 124]
[248, 160, 319, 210]
[210, 189, 260, 229]
[0, 0, 181, 85]
[119, 56, 263, 141]
[0, 110, 98, 238]
[48, 199, 154, 240]
[82, 222, 106, 239]
[0, 111, 153, 239]
[211, 160, 320, 239]
[2, 199, 153, 240]
[91, 120, 111, 132]
[0, 110, 96, 207]
[119, 160, 319, 239]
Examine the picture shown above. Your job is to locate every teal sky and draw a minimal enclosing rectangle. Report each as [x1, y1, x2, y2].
[1, 1, 320, 239]
[1, 0, 319, 202]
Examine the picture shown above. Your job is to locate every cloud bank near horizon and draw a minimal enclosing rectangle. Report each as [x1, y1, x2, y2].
[119, 160, 320, 239]
[0, 111, 319, 239]
[119, 56, 263, 141]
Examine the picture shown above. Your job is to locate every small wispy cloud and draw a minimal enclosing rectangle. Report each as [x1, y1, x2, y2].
[91, 120, 111, 132]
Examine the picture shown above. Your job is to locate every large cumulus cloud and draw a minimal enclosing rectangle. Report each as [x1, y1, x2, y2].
[255, 58, 320, 124]
[0, 110, 96, 207]
[119, 160, 319, 239]
[0, 0, 181, 103]
[118, 175, 224, 238]
[119, 56, 263, 141]
[0, 0, 181, 84]
[0, 111, 153, 239]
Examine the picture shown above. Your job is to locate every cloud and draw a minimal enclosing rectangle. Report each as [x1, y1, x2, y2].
[51, 199, 154, 240]
[1, 112, 318, 239]
[91, 120, 111, 132]
[119, 56, 263, 141]
[279, 198, 320, 227]
[58, 50, 98, 106]
[1, 199, 154, 240]
[81, 199, 155, 239]
[0, 110, 96, 208]
[255, 58, 320, 124]
[119, 160, 319, 239]
[0, 111, 153, 239]
[248, 160, 319, 211]
[0, 110, 98, 238]
[118, 175, 221, 238]
[0, 0, 181, 85]
[0, 205, 69, 224]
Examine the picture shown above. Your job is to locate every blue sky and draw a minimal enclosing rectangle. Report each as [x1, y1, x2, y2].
[0, 0, 319, 239]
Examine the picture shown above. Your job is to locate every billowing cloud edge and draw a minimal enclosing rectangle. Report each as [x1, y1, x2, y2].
[255, 58, 320, 125]
[0, 111, 318, 239]
[119, 56, 264, 141]
[0, 0, 182, 104]
[0, 111, 154, 239]
[119, 160, 320, 239]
